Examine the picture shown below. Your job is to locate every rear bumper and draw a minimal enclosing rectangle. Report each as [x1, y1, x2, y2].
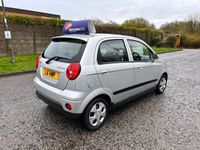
[36, 91, 81, 119]
[34, 77, 86, 115]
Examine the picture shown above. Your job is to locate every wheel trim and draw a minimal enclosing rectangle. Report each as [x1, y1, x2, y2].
[159, 78, 167, 92]
[89, 102, 106, 127]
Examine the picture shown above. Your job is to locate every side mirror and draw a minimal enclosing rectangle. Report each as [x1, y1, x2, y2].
[152, 53, 158, 60]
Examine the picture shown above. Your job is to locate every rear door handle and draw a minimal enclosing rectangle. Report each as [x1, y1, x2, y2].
[136, 66, 143, 69]
[100, 70, 109, 75]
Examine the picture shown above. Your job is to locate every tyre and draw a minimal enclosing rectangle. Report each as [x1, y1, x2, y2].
[83, 98, 109, 131]
[156, 75, 167, 94]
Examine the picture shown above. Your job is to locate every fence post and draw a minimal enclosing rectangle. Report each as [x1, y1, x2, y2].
[33, 25, 36, 54]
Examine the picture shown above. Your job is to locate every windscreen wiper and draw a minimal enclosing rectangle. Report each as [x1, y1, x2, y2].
[46, 56, 69, 64]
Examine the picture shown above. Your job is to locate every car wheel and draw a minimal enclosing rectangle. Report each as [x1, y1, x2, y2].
[156, 75, 167, 94]
[83, 98, 109, 131]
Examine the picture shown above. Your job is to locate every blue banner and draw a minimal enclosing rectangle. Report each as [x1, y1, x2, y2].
[63, 20, 96, 34]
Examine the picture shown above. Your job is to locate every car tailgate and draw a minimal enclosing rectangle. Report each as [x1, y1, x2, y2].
[37, 58, 69, 90]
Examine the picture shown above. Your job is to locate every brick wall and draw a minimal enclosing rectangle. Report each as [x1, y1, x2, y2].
[0, 20, 62, 55]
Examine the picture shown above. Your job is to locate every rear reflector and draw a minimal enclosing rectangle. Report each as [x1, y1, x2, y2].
[65, 103, 72, 110]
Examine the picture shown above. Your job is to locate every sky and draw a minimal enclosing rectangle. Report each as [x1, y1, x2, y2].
[1, 0, 200, 28]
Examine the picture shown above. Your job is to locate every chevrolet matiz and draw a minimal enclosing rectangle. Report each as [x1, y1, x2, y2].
[34, 20, 168, 130]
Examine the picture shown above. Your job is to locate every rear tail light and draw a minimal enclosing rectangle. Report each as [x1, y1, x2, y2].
[66, 63, 81, 80]
[35, 55, 41, 69]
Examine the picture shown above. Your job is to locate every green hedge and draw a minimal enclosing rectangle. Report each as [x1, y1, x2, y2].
[181, 34, 200, 48]
[157, 36, 177, 48]
[1, 15, 163, 46]
[96, 24, 163, 46]
[0, 15, 68, 27]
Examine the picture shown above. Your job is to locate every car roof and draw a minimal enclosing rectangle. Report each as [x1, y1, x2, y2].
[53, 33, 141, 42]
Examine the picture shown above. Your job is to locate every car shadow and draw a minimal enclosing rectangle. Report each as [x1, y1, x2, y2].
[42, 105, 82, 129]
[37, 90, 165, 133]
[108, 92, 155, 116]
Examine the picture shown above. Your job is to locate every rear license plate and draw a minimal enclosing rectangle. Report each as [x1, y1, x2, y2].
[42, 68, 60, 80]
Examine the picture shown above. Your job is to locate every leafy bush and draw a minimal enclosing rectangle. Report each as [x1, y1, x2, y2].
[156, 36, 176, 48]
[166, 36, 176, 47]
[182, 34, 200, 48]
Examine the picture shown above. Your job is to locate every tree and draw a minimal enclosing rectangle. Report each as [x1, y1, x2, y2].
[160, 21, 185, 33]
[122, 18, 155, 29]
[160, 15, 200, 34]
[92, 18, 104, 25]
[107, 20, 118, 25]
[185, 15, 200, 33]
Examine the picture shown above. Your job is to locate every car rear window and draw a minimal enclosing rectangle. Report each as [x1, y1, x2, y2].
[42, 38, 87, 63]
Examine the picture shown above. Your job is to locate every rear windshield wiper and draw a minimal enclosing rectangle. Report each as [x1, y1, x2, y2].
[46, 56, 70, 64]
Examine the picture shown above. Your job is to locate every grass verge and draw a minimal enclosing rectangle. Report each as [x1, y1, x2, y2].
[153, 47, 182, 54]
[0, 54, 39, 74]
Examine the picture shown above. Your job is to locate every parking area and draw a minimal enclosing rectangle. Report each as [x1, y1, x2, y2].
[0, 50, 200, 149]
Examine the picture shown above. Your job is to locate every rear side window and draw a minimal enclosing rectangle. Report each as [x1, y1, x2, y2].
[97, 39, 129, 64]
[43, 38, 86, 63]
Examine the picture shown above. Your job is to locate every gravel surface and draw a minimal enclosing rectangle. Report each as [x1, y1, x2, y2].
[0, 50, 200, 150]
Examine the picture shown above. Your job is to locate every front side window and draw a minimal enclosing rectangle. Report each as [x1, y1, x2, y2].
[128, 40, 151, 62]
[43, 38, 86, 63]
[97, 39, 129, 64]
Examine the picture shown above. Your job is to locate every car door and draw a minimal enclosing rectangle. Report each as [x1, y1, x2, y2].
[127, 39, 162, 93]
[94, 39, 135, 103]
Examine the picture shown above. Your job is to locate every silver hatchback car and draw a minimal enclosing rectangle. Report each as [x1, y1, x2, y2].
[34, 33, 168, 130]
